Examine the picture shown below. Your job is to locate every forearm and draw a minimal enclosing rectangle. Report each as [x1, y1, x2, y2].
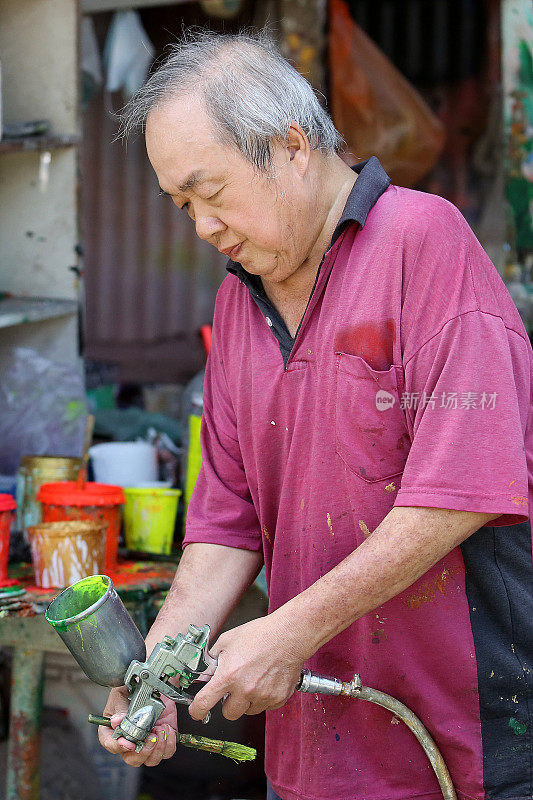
[272, 506, 497, 660]
[145, 542, 263, 654]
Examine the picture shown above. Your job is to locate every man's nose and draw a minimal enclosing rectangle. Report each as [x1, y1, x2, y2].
[195, 213, 226, 242]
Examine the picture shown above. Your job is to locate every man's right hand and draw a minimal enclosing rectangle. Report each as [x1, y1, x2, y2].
[98, 686, 178, 768]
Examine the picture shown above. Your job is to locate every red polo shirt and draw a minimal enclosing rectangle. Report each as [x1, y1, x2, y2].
[185, 168, 533, 800]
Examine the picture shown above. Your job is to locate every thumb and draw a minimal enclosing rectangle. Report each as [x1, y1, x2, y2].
[104, 687, 130, 727]
[110, 712, 126, 729]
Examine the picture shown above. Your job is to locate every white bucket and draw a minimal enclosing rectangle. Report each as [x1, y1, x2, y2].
[89, 442, 158, 487]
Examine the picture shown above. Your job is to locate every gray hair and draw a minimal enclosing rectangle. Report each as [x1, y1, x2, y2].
[118, 29, 343, 171]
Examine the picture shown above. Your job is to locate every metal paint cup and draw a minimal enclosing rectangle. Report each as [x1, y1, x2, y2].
[45, 574, 146, 686]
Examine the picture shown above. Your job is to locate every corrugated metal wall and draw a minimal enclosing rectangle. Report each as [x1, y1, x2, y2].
[346, 0, 486, 84]
[81, 90, 227, 383]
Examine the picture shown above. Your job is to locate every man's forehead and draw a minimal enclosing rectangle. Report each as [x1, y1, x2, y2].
[146, 97, 228, 187]
[146, 93, 210, 140]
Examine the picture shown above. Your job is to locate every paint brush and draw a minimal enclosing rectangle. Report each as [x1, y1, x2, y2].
[77, 414, 95, 490]
[88, 715, 257, 762]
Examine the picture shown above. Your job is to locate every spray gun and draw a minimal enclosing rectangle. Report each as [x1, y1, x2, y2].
[45, 576, 254, 762]
[109, 624, 216, 752]
[46, 576, 457, 797]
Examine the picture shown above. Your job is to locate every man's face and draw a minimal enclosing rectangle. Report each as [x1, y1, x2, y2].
[145, 95, 318, 285]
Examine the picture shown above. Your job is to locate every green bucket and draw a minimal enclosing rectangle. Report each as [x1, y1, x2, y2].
[123, 487, 181, 555]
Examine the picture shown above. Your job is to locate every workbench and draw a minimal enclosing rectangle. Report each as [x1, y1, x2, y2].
[0, 559, 177, 800]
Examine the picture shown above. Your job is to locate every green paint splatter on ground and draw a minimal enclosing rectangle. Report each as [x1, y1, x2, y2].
[509, 717, 527, 736]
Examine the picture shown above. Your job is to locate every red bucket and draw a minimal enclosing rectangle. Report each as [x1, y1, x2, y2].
[0, 494, 16, 584]
[38, 482, 124, 572]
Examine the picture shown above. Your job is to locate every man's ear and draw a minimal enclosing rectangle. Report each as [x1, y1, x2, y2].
[286, 122, 311, 175]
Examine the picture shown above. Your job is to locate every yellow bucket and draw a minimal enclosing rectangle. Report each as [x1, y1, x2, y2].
[123, 487, 181, 555]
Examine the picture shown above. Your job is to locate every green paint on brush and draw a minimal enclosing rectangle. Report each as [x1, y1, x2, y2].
[88, 716, 257, 762]
[509, 717, 527, 736]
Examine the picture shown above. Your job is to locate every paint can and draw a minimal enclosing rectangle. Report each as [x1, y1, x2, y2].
[27, 520, 107, 589]
[16, 455, 83, 535]
[0, 494, 16, 584]
[123, 487, 181, 555]
[89, 442, 157, 486]
[38, 482, 125, 573]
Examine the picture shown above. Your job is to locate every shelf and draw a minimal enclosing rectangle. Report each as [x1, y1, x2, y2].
[0, 135, 80, 153]
[0, 297, 78, 329]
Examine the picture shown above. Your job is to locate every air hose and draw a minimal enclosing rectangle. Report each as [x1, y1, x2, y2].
[297, 670, 457, 800]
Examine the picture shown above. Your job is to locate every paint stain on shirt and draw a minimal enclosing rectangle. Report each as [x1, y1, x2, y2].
[358, 520, 371, 538]
[334, 319, 396, 371]
[406, 568, 456, 609]
[509, 717, 527, 735]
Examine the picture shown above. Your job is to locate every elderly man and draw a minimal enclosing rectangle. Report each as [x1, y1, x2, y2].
[100, 32, 533, 800]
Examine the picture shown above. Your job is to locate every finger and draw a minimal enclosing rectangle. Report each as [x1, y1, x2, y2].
[106, 713, 138, 752]
[98, 724, 137, 755]
[119, 733, 159, 768]
[143, 731, 165, 768]
[161, 724, 177, 760]
[109, 712, 126, 729]
[245, 701, 268, 715]
[188, 681, 229, 721]
[265, 699, 288, 711]
[221, 693, 252, 721]
[245, 691, 292, 715]
[103, 688, 130, 719]
[195, 651, 218, 683]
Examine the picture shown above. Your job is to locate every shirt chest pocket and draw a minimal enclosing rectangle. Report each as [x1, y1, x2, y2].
[335, 352, 411, 482]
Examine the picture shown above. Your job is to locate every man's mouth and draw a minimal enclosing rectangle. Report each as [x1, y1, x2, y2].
[220, 243, 243, 259]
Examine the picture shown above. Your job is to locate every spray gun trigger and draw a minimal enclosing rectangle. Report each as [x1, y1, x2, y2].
[194, 651, 218, 683]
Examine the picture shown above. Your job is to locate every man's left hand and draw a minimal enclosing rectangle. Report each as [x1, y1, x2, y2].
[188, 615, 304, 721]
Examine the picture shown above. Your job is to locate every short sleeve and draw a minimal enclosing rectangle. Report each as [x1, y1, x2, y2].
[394, 311, 531, 526]
[183, 327, 262, 551]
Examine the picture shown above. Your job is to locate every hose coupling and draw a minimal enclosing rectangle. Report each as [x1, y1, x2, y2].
[297, 669, 344, 695]
[341, 673, 362, 696]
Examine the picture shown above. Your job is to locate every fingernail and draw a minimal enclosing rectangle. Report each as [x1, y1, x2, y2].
[150, 736, 157, 743]
[164, 731, 167, 741]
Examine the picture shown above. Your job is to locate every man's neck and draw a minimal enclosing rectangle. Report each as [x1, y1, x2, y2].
[260, 157, 357, 332]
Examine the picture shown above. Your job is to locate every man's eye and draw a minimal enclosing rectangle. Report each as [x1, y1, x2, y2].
[206, 187, 223, 201]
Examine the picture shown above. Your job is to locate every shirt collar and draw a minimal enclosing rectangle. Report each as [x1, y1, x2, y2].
[226, 156, 390, 281]
[330, 155, 390, 240]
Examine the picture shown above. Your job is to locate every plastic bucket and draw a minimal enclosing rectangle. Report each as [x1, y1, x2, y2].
[38, 482, 125, 573]
[123, 487, 181, 555]
[89, 442, 157, 487]
[17, 455, 82, 534]
[28, 520, 107, 589]
[0, 494, 16, 583]
[45, 575, 146, 687]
